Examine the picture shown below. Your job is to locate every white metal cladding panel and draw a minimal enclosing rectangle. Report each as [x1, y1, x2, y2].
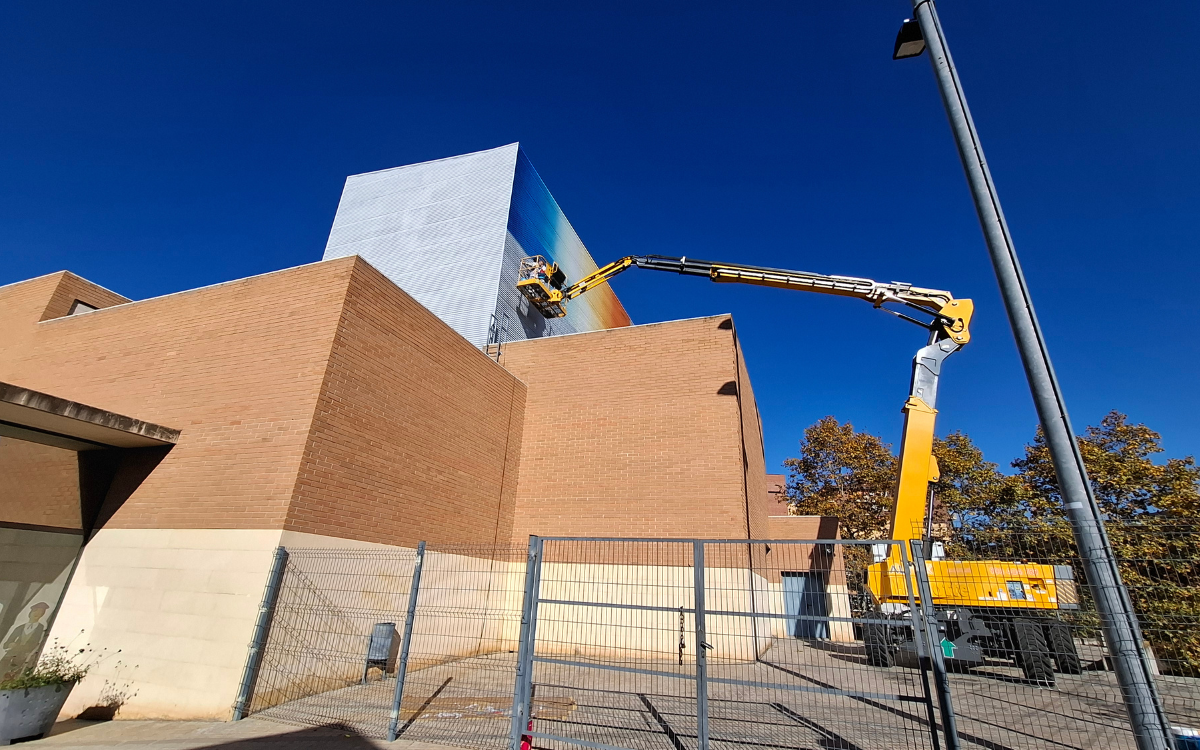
[323, 144, 520, 348]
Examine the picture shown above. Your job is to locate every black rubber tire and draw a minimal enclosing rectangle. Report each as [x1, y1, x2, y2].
[863, 617, 896, 668]
[1045, 621, 1083, 675]
[1012, 618, 1056, 686]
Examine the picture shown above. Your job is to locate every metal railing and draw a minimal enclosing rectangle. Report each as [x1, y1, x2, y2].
[235, 544, 528, 747]
[927, 525, 1200, 750]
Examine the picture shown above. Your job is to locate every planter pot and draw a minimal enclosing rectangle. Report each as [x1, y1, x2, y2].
[0, 682, 76, 744]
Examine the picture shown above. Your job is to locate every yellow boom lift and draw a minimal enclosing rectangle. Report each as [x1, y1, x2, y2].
[518, 253, 1081, 684]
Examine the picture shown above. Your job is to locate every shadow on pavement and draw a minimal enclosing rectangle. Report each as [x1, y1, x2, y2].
[33, 721, 384, 749]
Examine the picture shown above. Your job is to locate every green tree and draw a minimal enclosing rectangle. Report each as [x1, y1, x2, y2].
[930, 430, 1025, 533]
[1012, 411, 1200, 521]
[782, 419, 1009, 541]
[783, 411, 1200, 674]
[1008, 411, 1200, 674]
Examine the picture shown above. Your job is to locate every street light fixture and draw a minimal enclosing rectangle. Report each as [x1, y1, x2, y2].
[892, 19, 926, 59]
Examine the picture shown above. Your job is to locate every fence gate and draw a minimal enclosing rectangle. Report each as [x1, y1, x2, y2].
[510, 537, 946, 750]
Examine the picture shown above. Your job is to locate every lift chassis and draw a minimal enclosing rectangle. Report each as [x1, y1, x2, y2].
[863, 600, 1083, 684]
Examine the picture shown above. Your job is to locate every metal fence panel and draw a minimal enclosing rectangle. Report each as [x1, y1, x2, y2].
[518, 538, 941, 750]
[237, 531, 1195, 750]
[243, 544, 528, 746]
[906, 526, 1200, 750]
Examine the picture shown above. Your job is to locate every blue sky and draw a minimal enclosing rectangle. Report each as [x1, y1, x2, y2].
[3, 1, 1197, 473]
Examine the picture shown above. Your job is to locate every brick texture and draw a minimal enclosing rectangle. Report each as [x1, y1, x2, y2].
[0, 258, 526, 549]
[39, 272, 130, 321]
[499, 315, 766, 543]
[0, 262, 833, 553]
[734, 329, 770, 541]
[0, 439, 81, 530]
[285, 261, 526, 548]
[0, 261, 355, 530]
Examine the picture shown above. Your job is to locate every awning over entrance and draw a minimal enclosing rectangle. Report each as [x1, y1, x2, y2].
[0, 382, 179, 451]
[0, 382, 179, 682]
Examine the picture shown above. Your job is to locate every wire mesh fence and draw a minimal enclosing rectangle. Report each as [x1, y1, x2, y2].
[244, 544, 528, 746]
[515, 538, 942, 750]
[926, 522, 1200, 750]
[235, 530, 1199, 750]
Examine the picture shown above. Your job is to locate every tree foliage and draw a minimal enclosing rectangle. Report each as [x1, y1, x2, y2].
[783, 410, 1200, 674]
[1012, 411, 1200, 522]
[1008, 413, 1200, 673]
[782, 417, 895, 540]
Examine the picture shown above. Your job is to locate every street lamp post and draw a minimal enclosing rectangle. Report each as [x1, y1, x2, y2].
[896, 2, 1174, 749]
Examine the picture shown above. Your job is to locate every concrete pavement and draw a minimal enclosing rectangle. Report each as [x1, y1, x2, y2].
[29, 718, 462, 750]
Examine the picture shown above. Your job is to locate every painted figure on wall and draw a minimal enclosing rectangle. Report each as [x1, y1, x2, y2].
[1, 601, 50, 680]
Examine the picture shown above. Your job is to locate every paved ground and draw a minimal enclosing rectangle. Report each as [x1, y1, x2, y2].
[31, 718, 461, 749]
[26, 640, 1200, 750]
[249, 639, 1199, 750]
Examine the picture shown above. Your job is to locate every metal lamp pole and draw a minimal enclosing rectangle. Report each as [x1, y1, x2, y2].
[902, 2, 1173, 748]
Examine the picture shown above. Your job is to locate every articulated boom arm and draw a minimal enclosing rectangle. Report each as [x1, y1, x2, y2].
[539, 254, 971, 345]
[517, 252, 974, 544]
[559, 256, 638, 300]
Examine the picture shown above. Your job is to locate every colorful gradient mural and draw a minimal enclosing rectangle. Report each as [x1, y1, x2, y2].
[501, 149, 631, 335]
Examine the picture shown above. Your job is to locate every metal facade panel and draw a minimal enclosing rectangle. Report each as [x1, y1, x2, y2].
[493, 230, 562, 343]
[323, 144, 519, 348]
[324, 143, 629, 348]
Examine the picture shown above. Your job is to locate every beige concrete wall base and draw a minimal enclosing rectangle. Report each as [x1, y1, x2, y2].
[251, 533, 522, 713]
[47, 528, 284, 721]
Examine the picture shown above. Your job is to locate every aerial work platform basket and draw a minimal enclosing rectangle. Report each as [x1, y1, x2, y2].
[517, 255, 567, 318]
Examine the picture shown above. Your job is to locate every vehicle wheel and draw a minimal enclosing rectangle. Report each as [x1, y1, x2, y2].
[1044, 621, 1082, 675]
[863, 616, 896, 668]
[1012, 618, 1055, 686]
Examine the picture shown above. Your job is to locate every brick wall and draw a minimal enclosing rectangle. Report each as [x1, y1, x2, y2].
[286, 260, 527, 548]
[0, 438, 81, 530]
[763, 516, 845, 585]
[0, 259, 525, 550]
[39, 272, 130, 321]
[499, 315, 763, 546]
[0, 271, 129, 336]
[0, 261, 355, 531]
[734, 327, 769, 541]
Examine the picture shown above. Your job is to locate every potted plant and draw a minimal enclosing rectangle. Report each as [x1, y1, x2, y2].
[0, 645, 91, 744]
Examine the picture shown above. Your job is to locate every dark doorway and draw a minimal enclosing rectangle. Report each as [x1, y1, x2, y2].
[782, 571, 828, 639]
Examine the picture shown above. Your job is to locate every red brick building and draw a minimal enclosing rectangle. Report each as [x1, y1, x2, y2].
[0, 257, 837, 719]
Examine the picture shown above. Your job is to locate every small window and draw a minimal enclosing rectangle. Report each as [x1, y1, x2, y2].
[68, 300, 98, 316]
[1006, 580, 1028, 600]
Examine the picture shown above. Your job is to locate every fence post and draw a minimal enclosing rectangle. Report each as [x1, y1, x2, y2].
[232, 546, 289, 720]
[897, 542, 942, 750]
[510, 536, 543, 750]
[692, 541, 710, 750]
[908, 541, 961, 750]
[387, 541, 427, 741]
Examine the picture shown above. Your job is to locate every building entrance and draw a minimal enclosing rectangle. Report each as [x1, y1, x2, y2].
[781, 571, 828, 639]
[0, 382, 177, 683]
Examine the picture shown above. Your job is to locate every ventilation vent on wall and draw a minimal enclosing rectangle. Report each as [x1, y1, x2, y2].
[68, 300, 98, 316]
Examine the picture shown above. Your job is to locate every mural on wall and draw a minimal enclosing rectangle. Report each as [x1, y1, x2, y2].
[0, 436, 86, 681]
[2, 599, 54, 680]
[0, 533, 80, 680]
[496, 150, 632, 340]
